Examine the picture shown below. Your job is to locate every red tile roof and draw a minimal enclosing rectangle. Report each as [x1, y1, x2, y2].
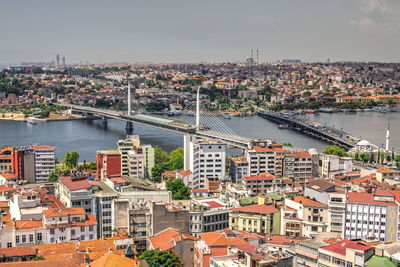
[204, 201, 224, 208]
[32, 145, 55, 150]
[244, 173, 274, 181]
[43, 207, 86, 218]
[59, 176, 94, 191]
[149, 228, 197, 251]
[0, 246, 36, 257]
[293, 196, 326, 207]
[230, 204, 279, 214]
[321, 239, 372, 255]
[347, 192, 397, 206]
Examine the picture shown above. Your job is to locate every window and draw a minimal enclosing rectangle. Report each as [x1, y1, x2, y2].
[89, 234, 93, 240]
[7, 243, 12, 248]
[29, 234, 33, 242]
[89, 226, 94, 231]
[81, 226, 85, 232]
[22, 235, 26, 243]
[80, 235, 85, 241]
[50, 229, 55, 234]
[16, 236, 20, 244]
[71, 229, 76, 235]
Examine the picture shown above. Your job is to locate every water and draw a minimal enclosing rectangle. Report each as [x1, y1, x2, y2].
[0, 112, 399, 161]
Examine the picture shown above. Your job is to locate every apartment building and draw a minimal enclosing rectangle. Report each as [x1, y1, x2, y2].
[189, 198, 231, 237]
[127, 149, 145, 178]
[142, 144, 154, 179]
[318, 239, 374, 267]
[32, 145, 55, 183]
[246, 146, 276, 176]
[0, 146, 14, 173]
[96, 150, 121, 180]
[283, 151, 313, 185]
[229, 156, 248, 183]
[304, 179, 346, 234]
[117, 135, 140, 176]
[320, 154, 353, 178]
[295, 239, 328, 267]
[184, 135, 226, 189]
[229, 204, 281, 234]
[12, 147, 36, 183]
[283, 196, 328, 238]
[344, 190, 399, 243]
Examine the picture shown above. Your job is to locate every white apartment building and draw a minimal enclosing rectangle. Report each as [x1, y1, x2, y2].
[127, 149, 145, 178]
[32, 145, 55, 183]
[320, 154, 353, 178]
[118, 135, 141, 176]
[344, 190, 398, 243]
[142, 144, 154, 179]
[184, 135, 226, 189]
[246, 146, 276, 176]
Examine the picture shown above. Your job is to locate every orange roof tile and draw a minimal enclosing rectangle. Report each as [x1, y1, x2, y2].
[230, 204, 279, 214]
[43, 207, 86, 218]
[293, 196, 326, 207]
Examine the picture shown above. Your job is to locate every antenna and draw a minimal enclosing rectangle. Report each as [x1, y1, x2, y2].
[257, 49, 259, 64]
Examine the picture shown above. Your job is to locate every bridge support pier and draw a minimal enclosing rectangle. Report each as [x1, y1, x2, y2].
[102, 116, 108, 125]
[126, 121, 134, 132]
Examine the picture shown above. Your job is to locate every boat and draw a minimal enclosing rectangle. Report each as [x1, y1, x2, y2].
[222, 113, 232, 119]
[303, 110, 317, 114]
[278, 124, 289, 129]
[318, 108, 333, 113]
[26, 117, 38, 124]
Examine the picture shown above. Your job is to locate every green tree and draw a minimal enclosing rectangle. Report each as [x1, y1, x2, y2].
[360, 153, 371, 163]
[283, 142, 293, 147]
[154, 146, 168, 164]
[354, 152, 360, 161]
[166, 178, 191, 200]
[167, 147, 184, 170]
[151, 162, 171, 182]
[139, 250, 183, 267]
[63, 150, 80, 169]
[32, 256, 45, 261]
[48, 171, 59, 182]
[323, 145, 348, 157]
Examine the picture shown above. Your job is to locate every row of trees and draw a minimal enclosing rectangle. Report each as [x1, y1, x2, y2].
[270, 100, 383, 111]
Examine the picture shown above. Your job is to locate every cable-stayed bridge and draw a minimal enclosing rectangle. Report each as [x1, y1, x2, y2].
[56, 89, 250, 148]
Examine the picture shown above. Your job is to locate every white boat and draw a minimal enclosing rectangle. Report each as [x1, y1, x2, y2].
[26, 117, 38, 124]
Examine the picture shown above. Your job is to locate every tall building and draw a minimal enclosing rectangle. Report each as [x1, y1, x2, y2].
[127, 149, 145, 178]
[184, 135, 226, 189]
[344, 190, 398, 243]
[96, 150, 121, 180]
[62, 56, 66, 66]
[117, 135, 140, 176]
[56, 54, 60, 66]
[32, 145, 55, 183]
[0, 146, 14, 173]
[142, 144, 154, 179]
[13, 147, 36, 183]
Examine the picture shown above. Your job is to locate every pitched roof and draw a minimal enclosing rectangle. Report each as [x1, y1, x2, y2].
[204, 201, 224, 208]
[59, 176, 94, 191]
[90, 252, 138, 267]
[0, 246, 36, 257]
[244, 174, 274, 181]
[0, 260, 79, 267]
[293, 196, 326, 207]
[32, 145, 55, 150]
[43, 207, 86, 218]
[377, 168, 396, 174]
[307, 179, 336, 192]
[321, 239, 372, 255]
[199, 231, 249, 247]
[347, 192, 397, 206]
[149, 228, 197, 251]
[230, 204, 279, 214]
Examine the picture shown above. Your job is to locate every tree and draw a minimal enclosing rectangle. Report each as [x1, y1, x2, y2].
[32, 256, 45, 261]
[139, 250, 183, 267]
[354, 152, 360, 161]
[154, 146, 168, 164]
[167, 147, 184, 170]
[48, 171, 59, 182]
[166, 178, 191, 200]
[360, 152, 371, 163]
[151, 162, 170, 182]
[323, 145, 348, 157]
[63, 150, 80, 169]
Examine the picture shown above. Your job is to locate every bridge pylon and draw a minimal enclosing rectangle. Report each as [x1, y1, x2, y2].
[126, 121, 134, 132]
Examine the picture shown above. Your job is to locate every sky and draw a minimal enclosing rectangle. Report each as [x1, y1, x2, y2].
[1, 0, 400, 64]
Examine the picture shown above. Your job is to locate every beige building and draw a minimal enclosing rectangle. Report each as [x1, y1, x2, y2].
[318, 239, 374, 267]
[118, 135, 141, 176]
[229, 204, 280, 234]
[283, 196, 328, 238]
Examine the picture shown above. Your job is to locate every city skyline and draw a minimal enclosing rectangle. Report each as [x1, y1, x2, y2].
[1, 0, 400, 64]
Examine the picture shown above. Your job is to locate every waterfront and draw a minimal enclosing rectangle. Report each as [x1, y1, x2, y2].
[0, 113, 399, 161]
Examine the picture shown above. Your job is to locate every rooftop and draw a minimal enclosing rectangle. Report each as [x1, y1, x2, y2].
[321, 239, 372, 256]
[230, 204, 279, 214]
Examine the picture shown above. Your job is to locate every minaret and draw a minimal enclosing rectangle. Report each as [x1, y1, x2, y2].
[128, 82, 131, 116]
[196, 87, 200, 131]
[386, 123, 390, 151]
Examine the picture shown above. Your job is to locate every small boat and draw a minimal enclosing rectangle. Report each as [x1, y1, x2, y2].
[278, 124, 289, 129]
[26, 117, 38, 124]
[319, 108, 333, 113]
[222, 113, 232, 119]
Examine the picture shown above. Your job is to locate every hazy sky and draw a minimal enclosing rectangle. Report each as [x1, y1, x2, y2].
[1, 0, 400, 64]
